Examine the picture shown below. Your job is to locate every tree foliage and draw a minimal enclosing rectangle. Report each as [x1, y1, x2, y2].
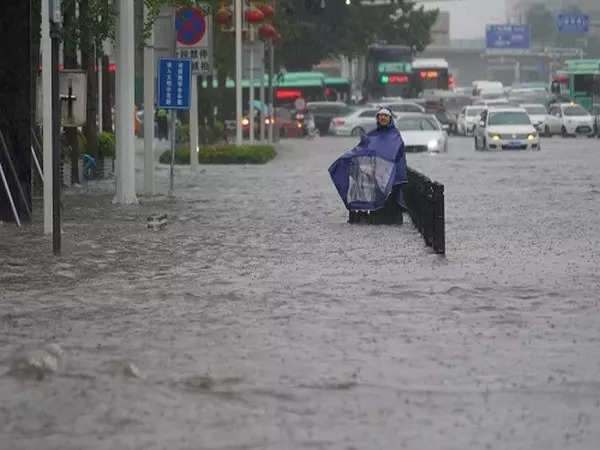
[274, 0, 439, 70]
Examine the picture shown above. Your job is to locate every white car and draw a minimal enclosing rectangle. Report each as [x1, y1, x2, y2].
[329, 107, 379, 136]
[395, 113, 448, 153]
[457, 106, 485, 136]
[520, 103, 547, 132]
[474, 107, 540, 151]
[544, 103, 595, 137]
[473, 98, 510, 107]
[385, 101, 426, 114]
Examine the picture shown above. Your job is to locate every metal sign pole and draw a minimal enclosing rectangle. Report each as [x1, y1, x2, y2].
[51, 18, 62, 255]
[169, 110, 175, 196]
[260, 47, 265, 142]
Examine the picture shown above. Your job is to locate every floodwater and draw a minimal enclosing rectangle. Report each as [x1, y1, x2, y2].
[1, 135, 600, 449]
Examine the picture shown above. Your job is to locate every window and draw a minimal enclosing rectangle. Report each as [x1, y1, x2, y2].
[466, 108, 483, 117]
[523, 105, 547, 115]
[359, 110, 377, 117]
[487, 111, 531, 126]
[573, 74, 595, 93]
[396, 117, 439, 131]
[563, 105, 589, 116]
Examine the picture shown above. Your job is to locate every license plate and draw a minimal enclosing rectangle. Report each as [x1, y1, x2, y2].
[578, 126, 590, 133]
[508, 141, 522, 147]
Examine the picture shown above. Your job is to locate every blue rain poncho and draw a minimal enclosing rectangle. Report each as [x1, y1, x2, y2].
[328, 121, 407, 211]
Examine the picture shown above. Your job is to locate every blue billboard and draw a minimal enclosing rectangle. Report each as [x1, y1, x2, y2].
[557, 14, 589, 33]
[486, 25, 531, 50]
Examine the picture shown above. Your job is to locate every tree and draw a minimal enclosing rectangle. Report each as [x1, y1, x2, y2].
[273, 0, 439, 70]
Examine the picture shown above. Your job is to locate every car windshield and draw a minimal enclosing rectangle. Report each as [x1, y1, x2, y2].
[563, 105, 589, 116]
[523, 106, 546, 115]
[488, 111, 531, 125]
[466, 108, 483, 117]
[396, 117, 439, 131]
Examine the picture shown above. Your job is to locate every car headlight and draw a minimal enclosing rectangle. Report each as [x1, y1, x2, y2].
[427, 139, 440, 151]
[488, 133, 500, 140]
[527, 134, 536, 140]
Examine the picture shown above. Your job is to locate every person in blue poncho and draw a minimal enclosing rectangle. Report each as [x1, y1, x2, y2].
[328, 107, 408, 224]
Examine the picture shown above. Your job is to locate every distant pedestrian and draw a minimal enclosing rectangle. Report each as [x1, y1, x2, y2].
[157, 109, 168, 140]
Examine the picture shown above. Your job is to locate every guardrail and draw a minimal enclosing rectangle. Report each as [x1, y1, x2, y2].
[404, 167, 445, 254]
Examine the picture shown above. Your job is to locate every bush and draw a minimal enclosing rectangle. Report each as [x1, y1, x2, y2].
[98, 132, 116, 158]
[159, 144, 276, 165]
[176, 124, 190, 143]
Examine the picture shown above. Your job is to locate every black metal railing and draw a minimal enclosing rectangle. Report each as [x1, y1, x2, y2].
[404, 167, 445, 254]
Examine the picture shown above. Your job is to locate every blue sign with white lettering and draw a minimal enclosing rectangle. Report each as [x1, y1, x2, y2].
[557, 14, 589, 33]
[157, 58, 192, 110]
[486, 25, 531, 49]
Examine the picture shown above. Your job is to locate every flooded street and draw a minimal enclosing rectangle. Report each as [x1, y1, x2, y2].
[2, 136, 600, 449]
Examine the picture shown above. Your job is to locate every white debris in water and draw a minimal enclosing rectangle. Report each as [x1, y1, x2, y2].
[7, 343, 64, 380]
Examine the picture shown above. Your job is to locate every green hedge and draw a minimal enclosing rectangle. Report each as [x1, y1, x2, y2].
[159, 144, 276, 165]
[98, 132, 116, 157]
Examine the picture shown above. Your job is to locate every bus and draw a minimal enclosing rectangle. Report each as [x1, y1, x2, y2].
[363, 44, 413, 100]
[411, 58, 450, 96]
[324, 77, 351, 102]
[274, 71, 327, 106]
[563, 59, 600, 112]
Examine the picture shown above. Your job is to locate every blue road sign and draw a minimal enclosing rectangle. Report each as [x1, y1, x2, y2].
[157, 58, 192, 110]
[557, 14, 589, 33]
[486, 25, 531, 49]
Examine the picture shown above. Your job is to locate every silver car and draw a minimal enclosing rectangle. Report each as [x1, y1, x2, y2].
[457, 106, 485, 136]
[520, 103, 547, 133]
[474, 107, 540, 151]
[395, 113, 448, 153]
[329, 107, 379, 136]
[544, 103, 595, 137]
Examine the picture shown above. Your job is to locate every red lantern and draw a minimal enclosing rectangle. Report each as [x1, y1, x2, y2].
[259, 5, 275, 18]
[258, 23, 276, 39]
[245, 7, 265, 24]
[215, 6, 232, 26]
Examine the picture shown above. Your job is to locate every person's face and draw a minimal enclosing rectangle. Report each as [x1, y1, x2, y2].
[377, 113, 391, 126]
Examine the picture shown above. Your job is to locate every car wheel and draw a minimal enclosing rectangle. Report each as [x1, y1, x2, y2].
[351, 127, 365, 137]
[561, 126, 568, 138]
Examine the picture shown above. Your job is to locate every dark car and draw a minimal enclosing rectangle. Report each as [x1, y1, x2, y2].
[307, 101, 353, 135]
[434, 110, 458, 135]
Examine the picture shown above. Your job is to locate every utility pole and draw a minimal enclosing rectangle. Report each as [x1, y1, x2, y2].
[143, 3, 155, 195]
[235, 0, 243, 145]
[114, 0, 138, 204]
[42, 0, 54, 234]
[50, 0, 62, 255]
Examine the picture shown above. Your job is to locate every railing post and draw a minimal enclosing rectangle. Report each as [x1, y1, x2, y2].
[432, 182, 445, 254]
